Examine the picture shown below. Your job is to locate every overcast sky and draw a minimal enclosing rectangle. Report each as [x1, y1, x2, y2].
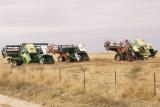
[0, 0, 160, 52]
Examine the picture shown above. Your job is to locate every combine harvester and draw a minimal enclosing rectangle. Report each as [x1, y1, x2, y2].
[1, 43, 55, 66]
[49, 44, 89, 62]
[104, 39, 158, 62]
[1, 43, 89, 66]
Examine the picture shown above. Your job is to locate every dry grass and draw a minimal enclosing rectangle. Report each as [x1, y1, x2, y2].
[0, 53, 160, 107]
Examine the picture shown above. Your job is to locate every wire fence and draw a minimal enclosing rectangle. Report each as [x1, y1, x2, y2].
[0, 64, 159, 96]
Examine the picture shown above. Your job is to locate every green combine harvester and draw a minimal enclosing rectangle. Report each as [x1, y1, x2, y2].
[2, 43, 55, 66]
[60, 44, 90, 62]
[50, 44, 90, 62]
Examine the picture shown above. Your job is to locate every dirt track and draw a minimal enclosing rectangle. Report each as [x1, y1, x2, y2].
[0, 94, 43, 107]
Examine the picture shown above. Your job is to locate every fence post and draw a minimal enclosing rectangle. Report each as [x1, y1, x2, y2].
[83, 70, 86, 91]
[59, 63, 62, 82]
[40, 63, 43, 78]
[21, 65, 26, 83]
[115, 70, 117, 95]
[23, 64, 26, 74]
[154, 72, 156, 96]
[11, 64, 13, 74]
[81, 67, 86, 91]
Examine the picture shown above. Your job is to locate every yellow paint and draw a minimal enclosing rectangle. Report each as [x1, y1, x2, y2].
[26, 44, 37, 53]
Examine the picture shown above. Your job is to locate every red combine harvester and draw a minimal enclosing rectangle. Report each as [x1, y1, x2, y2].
[104, 39, 158, 62]
[104, 41, 135, 62]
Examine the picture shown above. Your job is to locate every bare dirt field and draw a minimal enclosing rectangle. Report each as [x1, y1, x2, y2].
[0, 53, 160, 107]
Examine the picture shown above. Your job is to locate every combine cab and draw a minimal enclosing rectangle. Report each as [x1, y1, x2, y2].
[104, 39, 158, 62]
[49, 44, 89, 62]
[2, 45, 21, 59]
[2, 45, 25, 65]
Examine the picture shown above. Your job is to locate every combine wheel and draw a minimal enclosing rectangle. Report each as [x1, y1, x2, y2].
[58, 56, 66, 62]
[127, 55, 133, 62]
[11, 60, 17, 66]
[114, 54, 122, 61]
[7, 58, 12, 64]
[39, 58, 44, 64]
